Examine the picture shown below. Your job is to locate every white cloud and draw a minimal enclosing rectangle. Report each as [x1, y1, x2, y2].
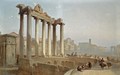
[16, 15, 20, 20]
[8, 15, 14, 19]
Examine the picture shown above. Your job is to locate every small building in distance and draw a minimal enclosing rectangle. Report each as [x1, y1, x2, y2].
[111, 44, 120, 59]
[0, 34, 16, 66]
[64, 38, 79, 51]
[78, 39, 107, 55]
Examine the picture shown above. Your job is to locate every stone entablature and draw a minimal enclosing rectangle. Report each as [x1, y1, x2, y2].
[17, 4, 53, 23]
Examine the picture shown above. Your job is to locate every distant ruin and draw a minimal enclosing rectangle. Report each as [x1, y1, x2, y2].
[0, 34, 16, 66]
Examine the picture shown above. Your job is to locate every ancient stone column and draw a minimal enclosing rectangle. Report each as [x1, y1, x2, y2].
[19, 13, 24, 58]
[27, 7, 32, 59]
[42, 20, 46, 56]
[35, 18, 39, 57]
[48, 23, 51, 56]
[53, 25, 56, 56]
[60, 24, 64, 56]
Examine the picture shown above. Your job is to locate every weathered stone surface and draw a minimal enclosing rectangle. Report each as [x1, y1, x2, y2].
[34, 4, 43, 14]
[32, 63, 69, 75]
[0, 70, 17, 75]
[62, 61, 75, 68]
[0, 34, 16, 66]
[17, 59, 70, 75]
[17, 59, 32, 75]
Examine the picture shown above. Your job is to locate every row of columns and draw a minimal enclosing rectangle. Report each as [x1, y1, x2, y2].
[19, 8, 64, 59]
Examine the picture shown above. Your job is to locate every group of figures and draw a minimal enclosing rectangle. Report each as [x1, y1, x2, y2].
[77, 62, 92, 72]
[98, 58, 112, 69]
[77, 58, 112, 72]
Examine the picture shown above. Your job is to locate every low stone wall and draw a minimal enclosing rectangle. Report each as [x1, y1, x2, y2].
[17, 59, 70, 75]
[32, 63, 69, 75]
[17, 59, 32, 75]
[61, 61, 75, 68]
[0, 69, 17, 75]
[16, 57, 96, 75]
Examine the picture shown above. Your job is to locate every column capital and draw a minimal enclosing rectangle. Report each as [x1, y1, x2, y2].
[16, 4, 25, 9]
[47, 22, 51, 25]
[52, 24, 57, 27]
[41, 19, 45, 23]
[27, 6, 32, 14]
[59, 23, 65, 26]
[16, 4, 25, 14]
[34, 17, 39, 20]
[41, 19, 45, 22]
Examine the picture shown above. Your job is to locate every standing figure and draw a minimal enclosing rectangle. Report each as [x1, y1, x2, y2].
[77, 65, 82, 72]
[88, 62, 92, 69]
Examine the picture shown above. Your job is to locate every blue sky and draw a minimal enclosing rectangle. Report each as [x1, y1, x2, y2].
[0, 0, 120, 47]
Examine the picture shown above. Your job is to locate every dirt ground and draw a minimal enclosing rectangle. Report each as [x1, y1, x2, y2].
[65, 62, 120, 75]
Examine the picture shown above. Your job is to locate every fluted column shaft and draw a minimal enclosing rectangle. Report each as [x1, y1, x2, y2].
[35, 18, 39, 57]
[48, 23, 51, 56]
[27, 10, 32, 59]
[60, 25, 64, 56]
[19, 13, 24, 58]
[53, 25, 56, 56]
[42, 20, 46, 56]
